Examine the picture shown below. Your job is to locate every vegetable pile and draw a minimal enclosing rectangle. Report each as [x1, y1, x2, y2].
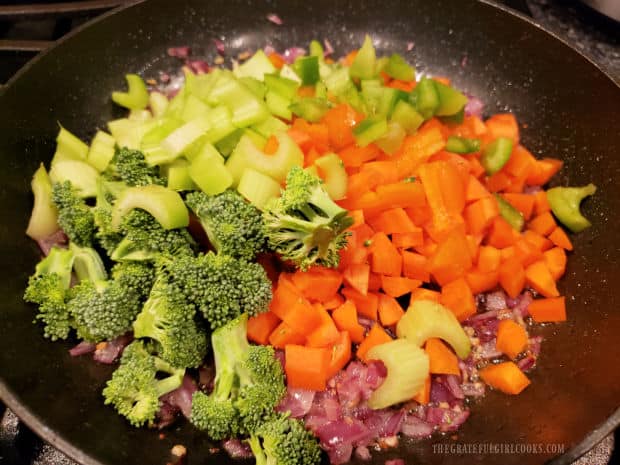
[23, 35, 595, 465]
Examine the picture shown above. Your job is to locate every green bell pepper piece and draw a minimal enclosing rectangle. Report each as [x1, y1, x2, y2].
[264, 73, 300, 99]
[411, 77, 439, 119]
[546, 184, 596, 233]
[384, 53, 415, 82]
[294, 56, 320, 86]
[445, 136, 481, 154]
[353, 116, 388, 148]
[481, 137, 513, 175]
[375, 121, 406, 155]
[434, 81, 468, 116]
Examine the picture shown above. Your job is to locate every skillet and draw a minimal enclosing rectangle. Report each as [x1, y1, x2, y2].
[0, 0, 619, 464]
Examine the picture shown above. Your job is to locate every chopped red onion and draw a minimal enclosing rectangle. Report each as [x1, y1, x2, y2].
[198, 364, 215, 390]
[162, 374, 197, 419]
[154, 401, 178, 429]
[187, 59, 209, 74]
[213, 38, 225, 56]
[512, 291, 534, 318]
[385, 459, 405, 465]
[445, 375, 465, 400]
[326, 443, 353, 465]
[439, 409, 470, 432]
[529, 335, 543, 357]
[461, 382, 486, 397]
[357, 317, 374, 330]
[355, 445, 372, 461]
[468, 309, 500, 322]
[517, 355, 537, 372]
[406, 42, 414, 51]
[37, 230, 68, 256]
[222, 439, 253, 459]
[93, 333, 132, 364]
[167, 46, 190, 58]
[263, 44, 275, 56]
[485, 290, 508, 312]
[400, 414, 434, 438]
[523, 185, 542, 194]
[266, 13, 283, 25]
[158, 71, 170, 83]
[324, 38, 334, 56]
[464, 95, 484, 117]
[277, 387, 316, 418]
[68, 341, 96, 357]
[478, 340, 502, 359]
[283, 47, 307, 64]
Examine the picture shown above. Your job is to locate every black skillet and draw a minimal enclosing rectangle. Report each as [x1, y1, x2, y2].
[1, 0, 619, 464]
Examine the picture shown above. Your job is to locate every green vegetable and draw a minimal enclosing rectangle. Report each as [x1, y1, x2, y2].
[495, 194, 524, 231]
[149, 91, 169, 117]
[103, 340, 184, 427]
[87, 131, 116, 172]
[313, 152, 348, 200]
[411, 77, 439, 119]
[161, 159, 196, 191]
[160, 116, 210, 158]
[112, 74, 149, 110]
[264, 74, 300, 100]
[375, 121, 406, 155]
[209, 76, 269, 127]
[110, 184, 189, 230]
[546, 183, 596, 233]
[51, 181, 95, 246]
[481, 137, 513, 175]
[289, 98, 330, 123]
[366, 339, 429, 409]
[350, 35, 376, 80]
[445, 136, 481, 154]
[188, 146, 233, 195]
[353, 116, 388, 147]
[294, 56, 320, 86]
[25, 164, 59, 241]
[384, 53, 415, 82]
[49, 160, 99, 198]
[105, 147, 165, 187]
[266, 90, 293, 120]
[434, 81, 468, 116]
[70, 242, 107, 282]
[263, 166, 353, 270]
[237, 168, 282, 210]
[396, 299, 471, 359]
[390, 100, 424, 135]
[252, 115, 289, 139]
[53, 126, 89, 162]
[234, 50, 276, 80]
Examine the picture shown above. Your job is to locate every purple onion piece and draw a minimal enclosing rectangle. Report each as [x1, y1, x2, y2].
[266, 13, 283, 25]
[213, 38, 225, 56]
[464, 95, 484, 118]
[36, 230, 68, 256]
[400, 414, 434, 438]
[154, 401, 179, 429]
[167, 46, 190, 58]
[93, 333, 133, 364]
[222, 439, 253, 459]
[386, 459, 405, 465]
[277, 387, 316, 418]
[68, 341, 96, 357]
[187, 60, 209, 75]
[445, 375, 465, 400]
[485, 290, 508, 312]
[263, 44, 275, 56]
[324, 38, 334, 56]
[326, 443, 354, 465]
[513, 291, 534, 318]
[161, 374, 197, 419]
[461, 382, 486, 397]
[283, 47, 307, 64]
[406, 42, 414, 51]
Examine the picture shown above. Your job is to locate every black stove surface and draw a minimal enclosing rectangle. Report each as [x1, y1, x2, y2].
[0, 1, 618, 464]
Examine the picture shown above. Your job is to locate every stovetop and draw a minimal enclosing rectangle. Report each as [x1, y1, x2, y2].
[0, 1, 618, 464]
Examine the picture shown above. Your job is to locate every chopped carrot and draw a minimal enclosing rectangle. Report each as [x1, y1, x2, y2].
[263, 134, 280, 155]
[548, 227, 573, 251]
[401, 251, 431, 282]
[479, 361, 530, 395]
[440, 277, 476, 321]
[485, 171, 512, 193]
[428, 228, 473, 285]
[528, 212, 557, 236]
[503, 145, 535, 180]
[375, 182, 427, 209]
[543, 247, 567, 281]
[485, 113, 519, 143]
[323, 293, 345, 310]
[522, 229, 553, 252]
[267, 52, 286, 69]
[285, 345, 330, 391]
[465, 269, 499, 294]
[528, 297, 566, 322]
[380, 275, 421, 298]
[533, 190, 551, 215]
[486, 216, 518, 248]
[524, 260, 560, 298]
[391, 230, 424, 249]
[465, 175, 491, 203]
[425, 338, 460, 375]
[413, 374, 431, 404]
[349, 209, 365, 229]
[306, 305, 341, 348]
[526, 158, 563, 186]
[321, 104, 361, 150]
[501, 193, 535, 220]
[343, 50, 358, 66]
[326, 331, 352, 380]
[368, 232, 402, 277]
[291, 267, 343, 303]
[512, 237, 543, 267]
[378, 294, 405, 326]
[496, 320, 529, 359]
[499, 257, 526, 299]
[297, 85, 316, 98]
[357, 325, 393, 361]
[396, 126, 446, 175]
[409, 288, 441, 305]
[388, 79, 416, 92]
[332, 300, 365, 343]
[341, 287, 379, 321]
[339, 144, 380, 168]
[368, 272, 382, 292]
[464, 196, 500, 234]
[369, 207, 417, 234]
[269, 277, 304, 320]
[343, 263, 370, 295]
[269, 321, 306, 348]
[247, 311, 280, 345]
[477, 246, 501, 273]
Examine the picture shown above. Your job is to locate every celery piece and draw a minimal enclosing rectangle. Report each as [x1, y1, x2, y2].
[324, 67, 352, 96]
[238, 77, 267, 100]
[350, 35, 376, 80]
[375, 121, 406, 155]
[342, 85, 368, 115]
[149, 91, 169, 118]
[107, 118, 154, 150]
[378, 88, 408, 118]
[205, 105, 236, 144]
[353, 116, 388, 147]
[315, 81, 328, 99]
[181, 94, 211, 122]
[209, 78, 269, 127]
[265, 90, 292, 120]
[185, 141, 222, 165]
[445, 135, 481, 154]
[361, 79, 383, 115]
[290, 97, 330, 123]
[164, 85, 188, 120]
[440, 108, 465, 125]
[128, 109, 152, 122]
[226, 132, 303, 185]
[412, 77, 440, 119]
[251, 115, 289, 139]
[294, 56, 320, 85]
[185, 68, 216, 100]
[215, 128, 244, 157]
[434, 81, 468, 117]
[234, 49, 276, 80]
[53, 126, 89, 163]
[161, 116, 211, 158]
[384, 53, 415, 82]
[264, 74, 300, 100]
[366, 339, 429, 410]
[161, 159, 197, 191]
[237, 168, 282, 210]
[390, 100, 424, 135]
[111, 185, 189, 230]
[243, 128, 268, 149]
[309, 40, 324, 59]
[396, 300, 472, 359]
[481, 137, 513, 175]
[141, 118, 184, 147]
[374, 56, 389, 75]
[547, 184, 596, 233]
[25, 163, 59, 240]
[87, 130, 116, 172]
[49, 160, 100, 198]
[279, 64, 302, 83]
[188, 149, 233, 195]
[112, 74, 149, 110]
[314, 153, 347, 200]
[495, 194, 524, 232]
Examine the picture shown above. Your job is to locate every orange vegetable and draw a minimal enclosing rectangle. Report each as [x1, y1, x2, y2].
[485, 113, 519, 143]
[332, 300, 365, 343]
[306, 305, 341, 348]
[501, 193, 535, 220]
[526, 158, 563, 186]
[395, 126, 446, 175]
[466, 269, 500, 294]
[440, 277, 476, 321]
[428, 228, 473, 285]
[485, 171, 512, 193]
[377, 294, 405, 326]
[499, 257, 526, 299]
[401, 251, 431, 282]
[528, 297, 566, 322]
[321, 104, 361, 150]
[405, 204, 433, 227]
[409, 287, 441, 304]
[343, 50, 358, 67]
[522, 230, 553, 252]
[503, 145, 535, 179]
[368, 272, 382, 292]
[512, 237, 543, 267]
[528, 212, 557, 236]
[413, 374, 431, 404]
[380, 275, 421, 298]
[359, 161, 401, 188]
[464, 196, 500, 234]
[388, 79, 416, 92]
[496, 320, 529, 359]
[285, 345, 330, 391]
[247, 311, 280, 345]
[339, 144, 379, 168]
[533, 190, 551, 215]
[543, 247, 567, 281]
[341, 287, 379, 321]
[477, 246, 501, 273]
[479, 361, 530, 395]
[268, 52, 286, 69]
[524, 260, 560, 298]
[465, 175, 491, 203]
[323, 293, 345, 310]
[368, 232, 402, 277]
[269, 277, 304, 320]
[263, 134, 280, 155]
[548, 226, 573, 251]
[343, 263, 370, 295]
[291, 267, 343, 303]
[287, 128, 313, 152]
[269, 321, 306, 348]
[375, 182, 427, 209]
[369, 208, 417, 234]
[486, 217, 518, 248]
[326, 331, 352, 380]
[425, 338, 460, 375]
[391, 230, 424, 249]
[349, 209, 365, 229]
[357, 325, 393, 361]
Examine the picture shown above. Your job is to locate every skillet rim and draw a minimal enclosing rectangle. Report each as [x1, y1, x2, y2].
[0, 1, 617, 464]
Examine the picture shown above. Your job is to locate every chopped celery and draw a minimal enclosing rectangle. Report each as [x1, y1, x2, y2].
[251, 116, 289, 139]
[375, 121, 406, 155]
[411, 77, 439, 119]
[342, 85, 367, 114]
[70, 242, 107, 282]
[481, 137, 513, 175]
[350, 35, 376, 80]
[128, 109, 152, 122]
[186, 141, 221, 163]
[111, 185, 189, 230]
[180, 94, 211, 122]
[164, 85, 188, 120]
[185, 68, 220, 100]
[495, 194, 524, 231]
[366, 339, 429, 409]
[279, 64, 301, 83]
[315, 81, 328, 99]
[53, 126, 89, 162]
[215, 128, 244, 157]
[445, 136, 480, 154]
[140, 117, 184, 162]
[289, 97, 329, 123]
[244, 128, 268, 149]
[188, 148, 233, 195]
[149, 91, 169, 118]
[160, 116, 210, 158]
[112, 74, 149, 110]
[107, 118, 153, 150]
[374, 56, 389, 75]
[440, 108, 465, 125]
[384, 53, 415, 82]
[237, 168, 282, 210]
[314, 153, 348, 200]
[377, 88, 408, 118]
[547, 184, 597, 233]
[396, 300, 471, 359]
[264, 74, 300, 99]
[233, 49, 276, 80]
[209, 78, 269, 127]
[390, 100, 424, 134]
[161, 159, 197, 191]
[49, 160, 99, 198]
[353, 116, 388, 147]
[25, 164, 59, 240]
[205, 105, 236, 143]
[324, 67, 352, 96]
[309, 40, 324, 59]
[225, 132, 303, 185]
[361, 79, 383, 115]
[238, 77, 267, 100]
[294, 56, 320, 85]
[87, 130, 116, 172]
[434, 81, 468, 116]
[265, 90, 292, 120]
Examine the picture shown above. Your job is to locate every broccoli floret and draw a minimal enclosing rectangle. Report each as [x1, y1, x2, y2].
[111, 261, 155, 301]
[263, 166, 353, 270]
[190, 314, 285, 439]
[248, 414, 321, 465]
[110, 209, 195, 262]
[185, 190, 266, 260]
[23, 246, 75, 340]
[160, 252, 272, 329]
[105, 147, 164, 187]
[93, 179, 126, 254]
[103, 340, 184, 427]
[132, 275, 207, 369]
[51, 181, 95, 246]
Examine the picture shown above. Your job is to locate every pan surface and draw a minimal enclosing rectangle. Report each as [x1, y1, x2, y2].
[0, 1, 618, 464]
